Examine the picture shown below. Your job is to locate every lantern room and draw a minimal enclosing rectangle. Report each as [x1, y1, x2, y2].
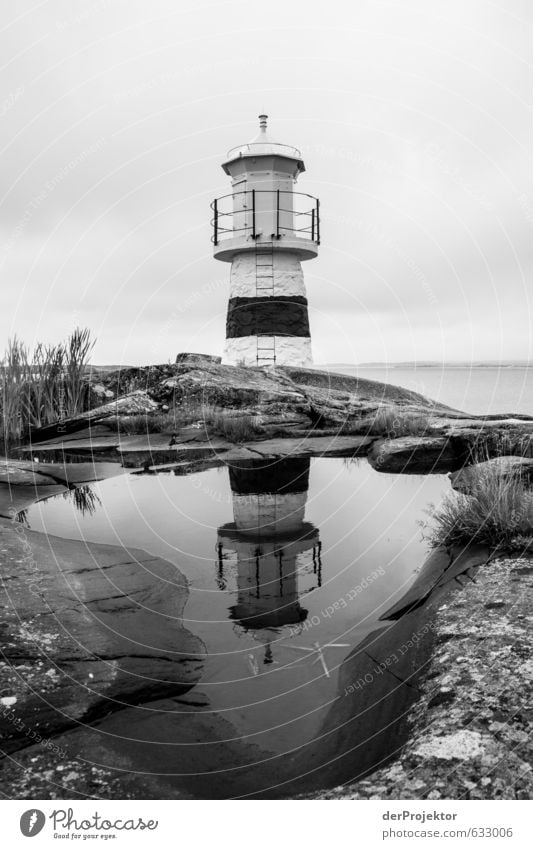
[212, 115, 320, 262]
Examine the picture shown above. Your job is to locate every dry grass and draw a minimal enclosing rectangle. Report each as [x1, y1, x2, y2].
[427, 464, 533, 548]
[367, 405, 430, 438]
[468, 430, 533, 462]
[210, 410, 262, 442]
[114, 405, 262, 442]
[113, 413, 171, 435]
[114, 401, 218, 435]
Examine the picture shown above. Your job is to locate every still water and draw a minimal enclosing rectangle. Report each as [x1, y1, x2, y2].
[25, 457, 451, 797]
[339, 366, 533, 415]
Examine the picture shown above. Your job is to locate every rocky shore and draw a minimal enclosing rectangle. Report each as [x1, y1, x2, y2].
[310, 554, 533, 800]
[19, 358, 533, 476]
[1, 358, 532, 799]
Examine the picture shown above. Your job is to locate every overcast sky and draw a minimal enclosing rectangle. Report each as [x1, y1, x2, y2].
[1, 0, 532, 365]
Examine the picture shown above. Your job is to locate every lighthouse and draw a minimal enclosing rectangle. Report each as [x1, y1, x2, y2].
[211, 115, 320, 367]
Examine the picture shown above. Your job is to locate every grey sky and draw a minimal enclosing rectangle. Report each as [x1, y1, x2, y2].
[1, 0, 532, 364]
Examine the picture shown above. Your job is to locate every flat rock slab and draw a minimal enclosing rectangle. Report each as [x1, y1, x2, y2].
[34, 460, 125, 485]
[223, 434, 374, 460]
[0, 483, 68, 519]
[22, 432, 121, 452]
[26, 432, 225, 456]
[1, 458, 125, 487]
[120, 434, 374, 459]
[450, 455, 533, 494]
[119, 435, 375, 470]
[28, 433, 375, 467]
[118, 434, 230, 453]
[368, 436, 466, 474]
[0, 463, 58, 487]
[0, 520, 204, 753]
[30, 424, 116, 443]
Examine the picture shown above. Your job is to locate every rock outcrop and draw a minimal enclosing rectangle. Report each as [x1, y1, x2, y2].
[27, 390, 158, 443]
[18, 361, 533, 476]
[0, 520, 204, 755]
[450, 455, 533, 494]
[368, 436, 467, 475]
[175, 352, 221, 366]
[309, 555, 533, 800]
[27, 360, 450, 442]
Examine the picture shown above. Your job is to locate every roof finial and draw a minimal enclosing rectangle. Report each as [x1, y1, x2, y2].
[258, 114, 268, 131]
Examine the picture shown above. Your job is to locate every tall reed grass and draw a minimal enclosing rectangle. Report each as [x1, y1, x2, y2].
[0, 328, 94, 447]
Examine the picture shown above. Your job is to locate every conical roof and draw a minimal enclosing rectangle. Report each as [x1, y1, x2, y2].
[224, 115, 304, 170]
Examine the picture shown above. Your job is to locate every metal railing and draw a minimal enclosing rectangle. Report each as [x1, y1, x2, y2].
[211, 190, 320, 246]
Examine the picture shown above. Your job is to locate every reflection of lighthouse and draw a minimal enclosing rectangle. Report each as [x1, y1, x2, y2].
[216, 459, 322, 657]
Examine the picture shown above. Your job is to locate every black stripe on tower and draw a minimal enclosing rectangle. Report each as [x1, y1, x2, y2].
[229, 458, 310, 495]
[226, 296, 310, 338]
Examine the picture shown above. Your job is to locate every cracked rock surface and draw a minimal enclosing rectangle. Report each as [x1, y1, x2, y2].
[0, 519, 204, 756]
[311, 555, 533, 799]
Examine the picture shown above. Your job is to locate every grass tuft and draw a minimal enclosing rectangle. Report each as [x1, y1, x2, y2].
[367, 405, 430, 438]
[427, 464, 533, 548]
[210, 410, 262, 442]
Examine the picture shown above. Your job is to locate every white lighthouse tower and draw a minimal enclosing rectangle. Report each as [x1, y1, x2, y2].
[211, 115, 320, 367]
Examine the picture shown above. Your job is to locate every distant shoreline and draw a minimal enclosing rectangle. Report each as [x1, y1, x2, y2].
[322, 362, 533, 370]
[83, 361, 533, 372]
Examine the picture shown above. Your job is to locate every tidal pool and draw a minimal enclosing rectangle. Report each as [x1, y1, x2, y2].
[24, 456, 451, 798]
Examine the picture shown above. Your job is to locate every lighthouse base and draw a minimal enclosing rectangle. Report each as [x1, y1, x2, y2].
[223, 336, 313, 368]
